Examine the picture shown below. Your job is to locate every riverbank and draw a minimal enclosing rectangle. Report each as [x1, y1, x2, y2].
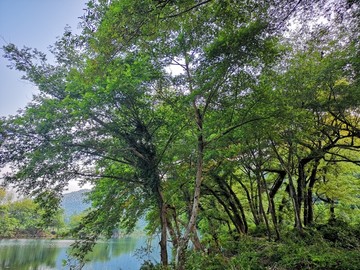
[0, 228, 147, 241]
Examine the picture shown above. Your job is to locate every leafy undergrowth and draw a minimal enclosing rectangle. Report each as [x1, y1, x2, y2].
[182, 221, 360, 270]
[140, 221, 360, 269]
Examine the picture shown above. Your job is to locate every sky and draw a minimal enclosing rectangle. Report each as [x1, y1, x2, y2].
[0, 0, 90, 193]
[0, 0, 87, 117]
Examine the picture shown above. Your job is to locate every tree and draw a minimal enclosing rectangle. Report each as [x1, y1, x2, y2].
[1, 0, 360, 269]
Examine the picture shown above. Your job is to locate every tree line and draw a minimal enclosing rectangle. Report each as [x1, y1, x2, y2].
[0, 188, 64, 237]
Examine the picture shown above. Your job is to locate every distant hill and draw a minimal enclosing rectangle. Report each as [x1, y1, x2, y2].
[60, 189, 148, 231]
[61, 189, 91, 222]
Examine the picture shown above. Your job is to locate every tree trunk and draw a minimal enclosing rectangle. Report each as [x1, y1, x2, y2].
[215, 175, 248, 234]
[304, 159, 319, 226]
[278, 192, 289, 225]
[156, 186, 168, 267]
[270, 140, 302, 232]
[288, 175, 303, 231]
[297, 159, 307, 215]
[175, 107, 204, 270]
[206, 185, 244, 234]
[166, 206, 180, 251]
[191, 225, 203, 251]
[235, 174, 261, 226]
[256, 172, 271, 239]
[261, 172, 280, 240]
[329, 199, 336, 221]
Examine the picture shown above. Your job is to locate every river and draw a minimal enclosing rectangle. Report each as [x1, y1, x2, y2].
[0, 237, 160, 270]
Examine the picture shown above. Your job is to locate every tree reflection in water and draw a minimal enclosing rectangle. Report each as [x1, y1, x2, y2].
[0, 237, 151, 270]
[0, 239, 59, 269]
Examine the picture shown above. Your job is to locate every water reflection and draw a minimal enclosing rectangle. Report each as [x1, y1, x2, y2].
[0, 237, 157, 270]
[0, 239, 60, 269]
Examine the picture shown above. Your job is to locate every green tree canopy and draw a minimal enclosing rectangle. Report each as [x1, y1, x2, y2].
[1, 0, 360, 269]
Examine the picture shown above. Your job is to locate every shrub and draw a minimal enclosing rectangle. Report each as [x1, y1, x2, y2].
[316, 219, 360, 249]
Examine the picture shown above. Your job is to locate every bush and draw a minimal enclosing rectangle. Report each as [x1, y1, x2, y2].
[186, 251, 232, 270]
[316, 219, 360, 249]
[185, 229, 360, 269]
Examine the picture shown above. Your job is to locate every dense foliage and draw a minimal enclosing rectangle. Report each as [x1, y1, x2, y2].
[1, 0, 360, 269]
[0, 188, 64, 237]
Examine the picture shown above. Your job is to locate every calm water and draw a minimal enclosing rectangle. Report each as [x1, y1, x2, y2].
[0, 237, 160, 270]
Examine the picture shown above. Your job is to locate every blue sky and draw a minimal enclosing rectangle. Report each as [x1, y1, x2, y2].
[0, 0, 87, 116]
